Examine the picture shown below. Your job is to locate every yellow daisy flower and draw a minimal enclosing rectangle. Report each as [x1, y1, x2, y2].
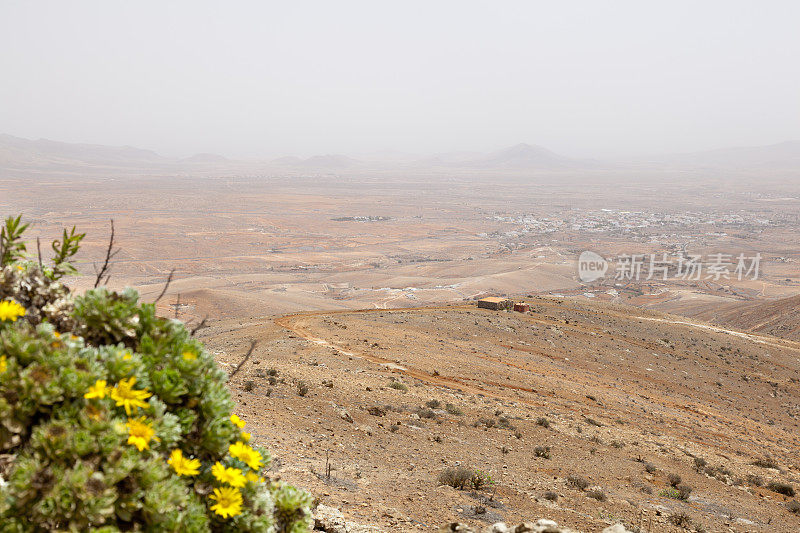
[126, 417, 158, 451]
[182, 350, 197, 361]
[240, 431, 251, 442]
[0, 355, 7, 374]
[168, 449, 201, 476]
[229, 441, 263, 470]
[245, 471, 264, 484]
[230, 414, 246, 429]
[110, 377, 151, 414]
[211, 462, 247, 488]
[84, 379, 110, 399]
[209, 486, 243, 518]
[0, 300, 26, 322]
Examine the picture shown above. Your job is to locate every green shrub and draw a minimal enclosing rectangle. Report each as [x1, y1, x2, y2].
[567, 475, 589, 491]
[438, 466, 472, 490]
[586, 489, 606, 501]
[387, 381, 408, 392]
[0, 216, 313, 531]
[659, 485, 692, 500]
[444, 403, 463, 416]
[437, 466, 493, 491]
[534, 445, 551, 459]
[469, 469, 493, 490]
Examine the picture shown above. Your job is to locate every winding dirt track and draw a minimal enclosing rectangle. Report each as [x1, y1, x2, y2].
[274, 299, 800, 421]
[274, 304, 532, 403]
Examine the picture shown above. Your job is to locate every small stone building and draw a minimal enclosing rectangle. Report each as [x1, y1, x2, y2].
[477, 297, 511, 310]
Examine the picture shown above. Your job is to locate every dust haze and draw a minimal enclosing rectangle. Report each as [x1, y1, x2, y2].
[3, 2, 800, 532]
[2, 1, 800, 158]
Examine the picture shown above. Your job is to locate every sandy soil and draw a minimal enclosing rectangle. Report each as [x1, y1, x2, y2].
[201, 297, 800, 532]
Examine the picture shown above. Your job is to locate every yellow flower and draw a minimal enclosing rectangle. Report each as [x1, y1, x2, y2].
[84, 379, 110, 399]
[126, 416, 158, 451]
[168, 449, 201, 476]
[240, 431, 251, 442]
[245, 471, 264, 484]
[0, 300, 26, 322]
[230, 414, 246, 428]
[122, 353, 132, 360]
[0, 355, 6, 374]
[209, 486, 243, 518]
[229, 441, 263, 470]
[110, 377, 151, 414]
[182, 350, 197, 361]
[53, 332, 61, 338]
[211, 462, 247, 488]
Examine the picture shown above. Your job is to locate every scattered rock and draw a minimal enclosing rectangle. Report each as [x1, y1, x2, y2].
[601, 525, 632, 533]
[439, 519, 575, 533]
[314, 504, 384, 532]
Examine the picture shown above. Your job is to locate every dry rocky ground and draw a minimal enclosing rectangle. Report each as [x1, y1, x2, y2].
[200, 297, 800, 532]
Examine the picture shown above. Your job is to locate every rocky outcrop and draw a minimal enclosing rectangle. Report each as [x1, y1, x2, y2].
[314, 504, 383, 533]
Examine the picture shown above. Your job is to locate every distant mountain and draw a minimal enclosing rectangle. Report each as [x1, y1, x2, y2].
[474, 143, 575, 169]
[3, 132, 799, 176]
[181, 152, 229, 164]
[645, 141, 800, 170]
[0, 133, 166, 169]
[417, 143, 587, 170]
[271, 154, 361, 169]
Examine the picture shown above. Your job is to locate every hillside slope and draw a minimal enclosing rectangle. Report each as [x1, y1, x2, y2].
[203, 297, 800, 532]
[684, 294, 800, 342]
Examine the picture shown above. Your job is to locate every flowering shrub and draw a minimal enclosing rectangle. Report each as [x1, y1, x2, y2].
[0, 216, 312, 531]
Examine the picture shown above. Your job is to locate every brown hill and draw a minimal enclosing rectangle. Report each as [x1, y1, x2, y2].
[689, 294, 800, 341]
[204, 297, 800, 532]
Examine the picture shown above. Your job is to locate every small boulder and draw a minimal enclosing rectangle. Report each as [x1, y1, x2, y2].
[602, 525, 632, 533]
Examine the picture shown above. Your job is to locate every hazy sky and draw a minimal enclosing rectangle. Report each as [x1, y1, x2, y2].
[2, 1, 799, 158]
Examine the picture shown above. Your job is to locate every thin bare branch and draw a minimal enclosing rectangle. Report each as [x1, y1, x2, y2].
[190, 316, 209, 336]
[228, 340, 258, 380]
[36, 237, 43, 270]
[94, 219, 119, 288]
[153, 268, 175, 304]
